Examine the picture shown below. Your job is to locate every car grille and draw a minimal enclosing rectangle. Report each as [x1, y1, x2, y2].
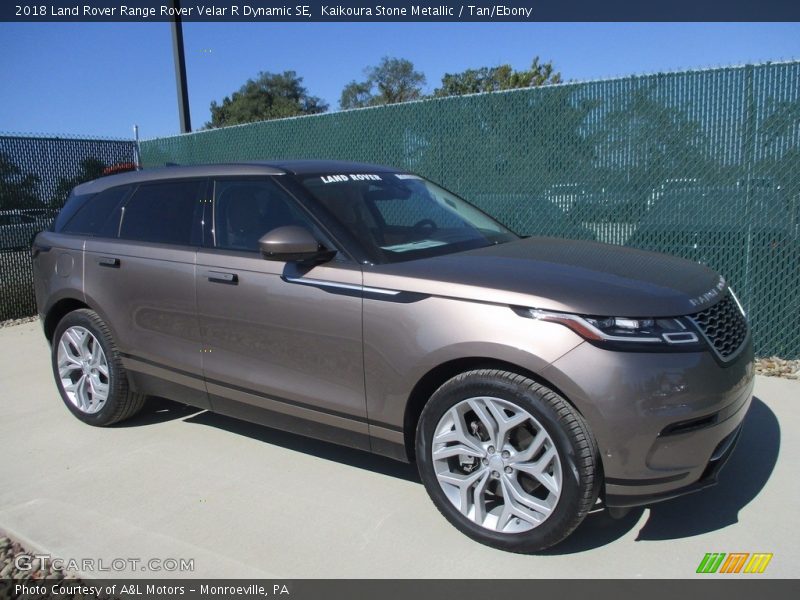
[689, 293, 748, 360]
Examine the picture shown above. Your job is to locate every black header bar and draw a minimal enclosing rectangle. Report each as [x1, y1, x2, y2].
[3, 1, 800, 22]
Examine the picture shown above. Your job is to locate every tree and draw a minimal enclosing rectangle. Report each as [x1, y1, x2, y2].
[0, 152, 40, 210]
[340, 57, 426, 109]
[50, 157, 107, 208]
[434, 57, 562, 98]
[207, 71, 328, 128]
[339, 81, 373, 112]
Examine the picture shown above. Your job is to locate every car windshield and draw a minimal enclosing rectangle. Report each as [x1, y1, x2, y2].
[299, 173, 518, 263]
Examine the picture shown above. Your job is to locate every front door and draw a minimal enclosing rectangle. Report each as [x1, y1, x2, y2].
[195, 177, 368, 449]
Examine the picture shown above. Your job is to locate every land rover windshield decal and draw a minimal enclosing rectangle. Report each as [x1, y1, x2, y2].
[320, 173, 383, 184]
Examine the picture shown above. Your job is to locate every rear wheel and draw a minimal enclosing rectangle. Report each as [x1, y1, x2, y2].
[51, 309, 145, 426]
[416, 369, 599, 552]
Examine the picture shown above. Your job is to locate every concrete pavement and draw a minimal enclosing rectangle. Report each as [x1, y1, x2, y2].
[1, 320, 798, 578]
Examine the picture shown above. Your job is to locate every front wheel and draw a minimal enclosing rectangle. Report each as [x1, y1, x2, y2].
[51, 309, 146, 426]
[416, 369, 599, 552]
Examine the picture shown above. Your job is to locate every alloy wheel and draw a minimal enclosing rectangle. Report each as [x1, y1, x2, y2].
[56, 326, 110, 414]
[431, 396, 562, 533]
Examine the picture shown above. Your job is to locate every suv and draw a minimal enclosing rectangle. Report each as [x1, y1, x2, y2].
[33, 161, 754, 552]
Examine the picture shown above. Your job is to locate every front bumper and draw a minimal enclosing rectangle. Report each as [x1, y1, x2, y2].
[540, 335, 755, 507]
[604, 418, 745, 507]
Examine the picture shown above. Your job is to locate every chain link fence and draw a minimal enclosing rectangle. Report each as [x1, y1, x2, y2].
[0, 63, 796, 357]
[0, 134, 136, 320]
[141, 61, 800, 358]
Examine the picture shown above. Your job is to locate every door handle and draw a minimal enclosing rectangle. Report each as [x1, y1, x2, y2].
[207, 270, 238, 285]
[98, 256, 120, 268]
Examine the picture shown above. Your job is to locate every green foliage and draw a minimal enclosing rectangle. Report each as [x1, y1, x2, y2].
[340, 57, 426, 109]
[434, 58, 562, 98]
[207, 71, 328, 129]
[339, 81, 373, 112]
[0, 151, 40, 210]
[50, 157, 107, 209]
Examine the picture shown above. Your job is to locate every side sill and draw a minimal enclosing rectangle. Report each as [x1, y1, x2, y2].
[209, 394, 372, 453]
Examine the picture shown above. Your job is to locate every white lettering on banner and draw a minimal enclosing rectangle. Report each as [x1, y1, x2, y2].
[321, 174, 383, 183]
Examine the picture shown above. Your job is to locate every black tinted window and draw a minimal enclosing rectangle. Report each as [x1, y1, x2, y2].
[61, 185, 130, 236]
[214, 178, 312, 252]
[120, 181, 202, 245]
[54, 192, 91, 232]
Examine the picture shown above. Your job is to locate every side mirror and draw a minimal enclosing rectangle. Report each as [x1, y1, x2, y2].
[258, 226, 336, 263]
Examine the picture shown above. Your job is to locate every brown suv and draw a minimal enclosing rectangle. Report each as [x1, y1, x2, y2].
[32, 161, 754, 552]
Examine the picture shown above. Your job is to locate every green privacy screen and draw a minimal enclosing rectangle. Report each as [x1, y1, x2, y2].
[141, 61, 800, 358]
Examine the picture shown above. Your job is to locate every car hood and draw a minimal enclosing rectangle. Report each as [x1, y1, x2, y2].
[363, 237, 726, 317]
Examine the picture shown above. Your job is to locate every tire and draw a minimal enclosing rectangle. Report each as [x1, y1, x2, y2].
[416, 369, 599, 553]
[51, 308, 146, 426]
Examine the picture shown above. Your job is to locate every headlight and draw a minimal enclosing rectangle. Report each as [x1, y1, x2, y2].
[522, 308, 701, 350]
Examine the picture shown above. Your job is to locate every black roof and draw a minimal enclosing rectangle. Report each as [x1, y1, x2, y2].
[73, 160, 404, 195]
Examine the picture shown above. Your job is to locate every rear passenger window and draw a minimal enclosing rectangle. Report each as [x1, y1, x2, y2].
[119, 180, 202, 246]
[61, 186, 130, 237]
[53, 192, 92, 233]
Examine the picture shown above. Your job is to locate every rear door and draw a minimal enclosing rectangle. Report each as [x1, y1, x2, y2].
[195, 176, 368, 449]
[83, 179, 210, 408]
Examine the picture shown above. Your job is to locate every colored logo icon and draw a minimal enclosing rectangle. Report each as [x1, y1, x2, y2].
[696, 553, 773, 574]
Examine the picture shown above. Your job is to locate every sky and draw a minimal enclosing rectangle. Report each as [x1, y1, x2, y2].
[1, 22, 799, 140]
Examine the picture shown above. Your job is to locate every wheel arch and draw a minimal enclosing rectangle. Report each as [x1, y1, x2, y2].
[402, 357, 583, 463]
[44, 297, 91, 343]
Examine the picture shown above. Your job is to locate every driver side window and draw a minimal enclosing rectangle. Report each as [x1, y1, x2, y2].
[213, 178, 312, 252]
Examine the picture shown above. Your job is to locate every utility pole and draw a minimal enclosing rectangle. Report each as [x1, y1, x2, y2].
[170, 0, 192, 133]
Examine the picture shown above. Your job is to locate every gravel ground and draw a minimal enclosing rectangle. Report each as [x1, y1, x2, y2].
[1, 533, 68, 584]
[0, 535, 117, 600]
[0, 535, 120, 600]
[0, 316, 38, 329]
[755, 356, 800, 379]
